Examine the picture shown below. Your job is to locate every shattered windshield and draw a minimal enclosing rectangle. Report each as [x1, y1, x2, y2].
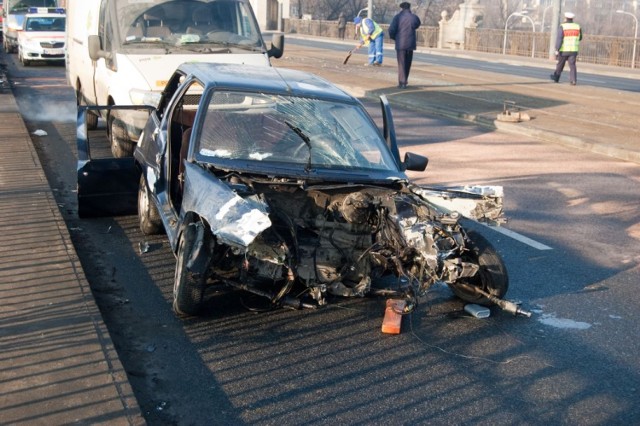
[115, 0, 262, 50]
[197, 91, 399, 172]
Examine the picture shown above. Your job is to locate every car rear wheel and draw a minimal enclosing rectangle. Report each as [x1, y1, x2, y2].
[447, 230, 509, 306]
[109, 111, 135, 157]
[173, 221, 213, 316]
[138, 174, 163, 235]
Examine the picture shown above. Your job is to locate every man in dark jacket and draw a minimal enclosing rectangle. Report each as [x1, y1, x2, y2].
[337, 12, 346, 39]
[389, 2, 421, 88]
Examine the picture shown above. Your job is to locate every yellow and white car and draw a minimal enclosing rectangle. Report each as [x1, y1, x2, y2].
[17, 7, 65, 66]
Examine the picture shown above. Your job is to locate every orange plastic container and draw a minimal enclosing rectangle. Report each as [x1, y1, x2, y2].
[381, 299, 406, 334]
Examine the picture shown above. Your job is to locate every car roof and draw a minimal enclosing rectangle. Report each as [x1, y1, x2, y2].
[177, 63, 356, 103]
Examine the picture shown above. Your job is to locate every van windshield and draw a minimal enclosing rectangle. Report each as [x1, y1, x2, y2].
[115, 0, 264, 51]
[9, 0, 56, 13]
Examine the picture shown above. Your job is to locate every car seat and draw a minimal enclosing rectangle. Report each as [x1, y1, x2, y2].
[143, 10, 171, 38]
[186, 5, 221, 35]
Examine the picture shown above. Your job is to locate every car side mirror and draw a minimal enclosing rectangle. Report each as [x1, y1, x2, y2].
[88, 35, 112, 61]
[403, 152, 428, 171]
[268, 33, 284, 59]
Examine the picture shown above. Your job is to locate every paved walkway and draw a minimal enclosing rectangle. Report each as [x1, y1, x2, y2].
[0, 71, 143, 424]
[0, 37, 638, 423]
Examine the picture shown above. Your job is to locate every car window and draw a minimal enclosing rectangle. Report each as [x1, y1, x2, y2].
[25, 16, 65, 31]
[197, 91, 398, 171]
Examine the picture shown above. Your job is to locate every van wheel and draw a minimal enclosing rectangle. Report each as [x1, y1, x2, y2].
[138, 174, 163, 235]
[173, 221, 213, 316]
[86, 111, 98, 130]
[109, 111, 135, 157]
[76, 85, 98, 130]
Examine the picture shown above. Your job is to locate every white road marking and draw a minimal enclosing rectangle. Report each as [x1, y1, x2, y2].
[479, 65, 504, 71]
[484, 224, 553, 250]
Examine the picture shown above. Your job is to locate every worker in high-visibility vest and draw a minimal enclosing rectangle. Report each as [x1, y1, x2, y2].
[550, 12, 582, 85]
[353, 16, 384, 66]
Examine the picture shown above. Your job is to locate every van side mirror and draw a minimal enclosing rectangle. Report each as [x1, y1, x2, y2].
[268, 33, 284, 59]
[88, 35, 112, 61]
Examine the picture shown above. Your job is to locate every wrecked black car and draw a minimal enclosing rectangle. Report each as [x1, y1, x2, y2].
[77, 63, 527, 318]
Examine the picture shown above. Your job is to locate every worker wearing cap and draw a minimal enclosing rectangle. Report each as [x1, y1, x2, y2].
[353, 16, 384, 66]
[550, 12, 582, 85]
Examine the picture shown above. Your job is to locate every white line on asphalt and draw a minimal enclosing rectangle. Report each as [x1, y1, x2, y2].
[483, 225, 553, 250]
[479, 65, 504, 70]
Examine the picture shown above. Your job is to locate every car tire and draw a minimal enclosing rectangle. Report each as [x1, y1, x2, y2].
[448, 230, 509, 306]
[138, 174, 163, 235]
[173, 221, 212, 316]
[109, 111, 135, 158]
[19, 50, 30, 66]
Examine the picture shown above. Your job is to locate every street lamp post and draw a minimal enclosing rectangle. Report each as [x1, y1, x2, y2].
[503, 11, 535, 57]
[616, 10, 638, 69]
[357, 5, 375, 18]
[540, 5, 552, 32]
[521, 14, 536, 58]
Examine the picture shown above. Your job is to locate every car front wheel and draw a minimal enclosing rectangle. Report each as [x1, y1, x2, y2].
[19, 50, 30, 66]
[447, 230, 509, 306]
[138, 174, 163, 235]
[173, 221, 213, 316]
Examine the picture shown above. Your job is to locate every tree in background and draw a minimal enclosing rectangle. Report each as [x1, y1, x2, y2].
[291, 0, 639, 37]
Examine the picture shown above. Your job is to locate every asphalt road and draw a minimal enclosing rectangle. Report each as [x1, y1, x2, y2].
[4, 49, 640, 424]
[286, 36, 640, 93]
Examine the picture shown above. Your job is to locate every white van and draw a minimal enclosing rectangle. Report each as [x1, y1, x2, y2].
[66, 0, 284, 157]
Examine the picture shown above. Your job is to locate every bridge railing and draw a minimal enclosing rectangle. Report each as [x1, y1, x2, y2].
[467, 28, 638, 68]
[284, 19, 638, 69]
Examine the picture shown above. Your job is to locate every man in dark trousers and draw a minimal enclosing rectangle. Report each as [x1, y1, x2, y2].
[337, 12, 346, 40]
[389, 2, 421, 89]
[550, 12, 582, 85]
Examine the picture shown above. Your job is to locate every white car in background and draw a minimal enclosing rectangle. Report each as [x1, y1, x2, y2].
[17, 7, 65, 66]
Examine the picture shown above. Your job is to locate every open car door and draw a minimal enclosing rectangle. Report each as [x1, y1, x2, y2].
[76, 106, 151, 218]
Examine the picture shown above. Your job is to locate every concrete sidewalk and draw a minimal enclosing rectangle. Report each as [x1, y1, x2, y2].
[279, 36, 640, 164]
[0, 73, 143, 424]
